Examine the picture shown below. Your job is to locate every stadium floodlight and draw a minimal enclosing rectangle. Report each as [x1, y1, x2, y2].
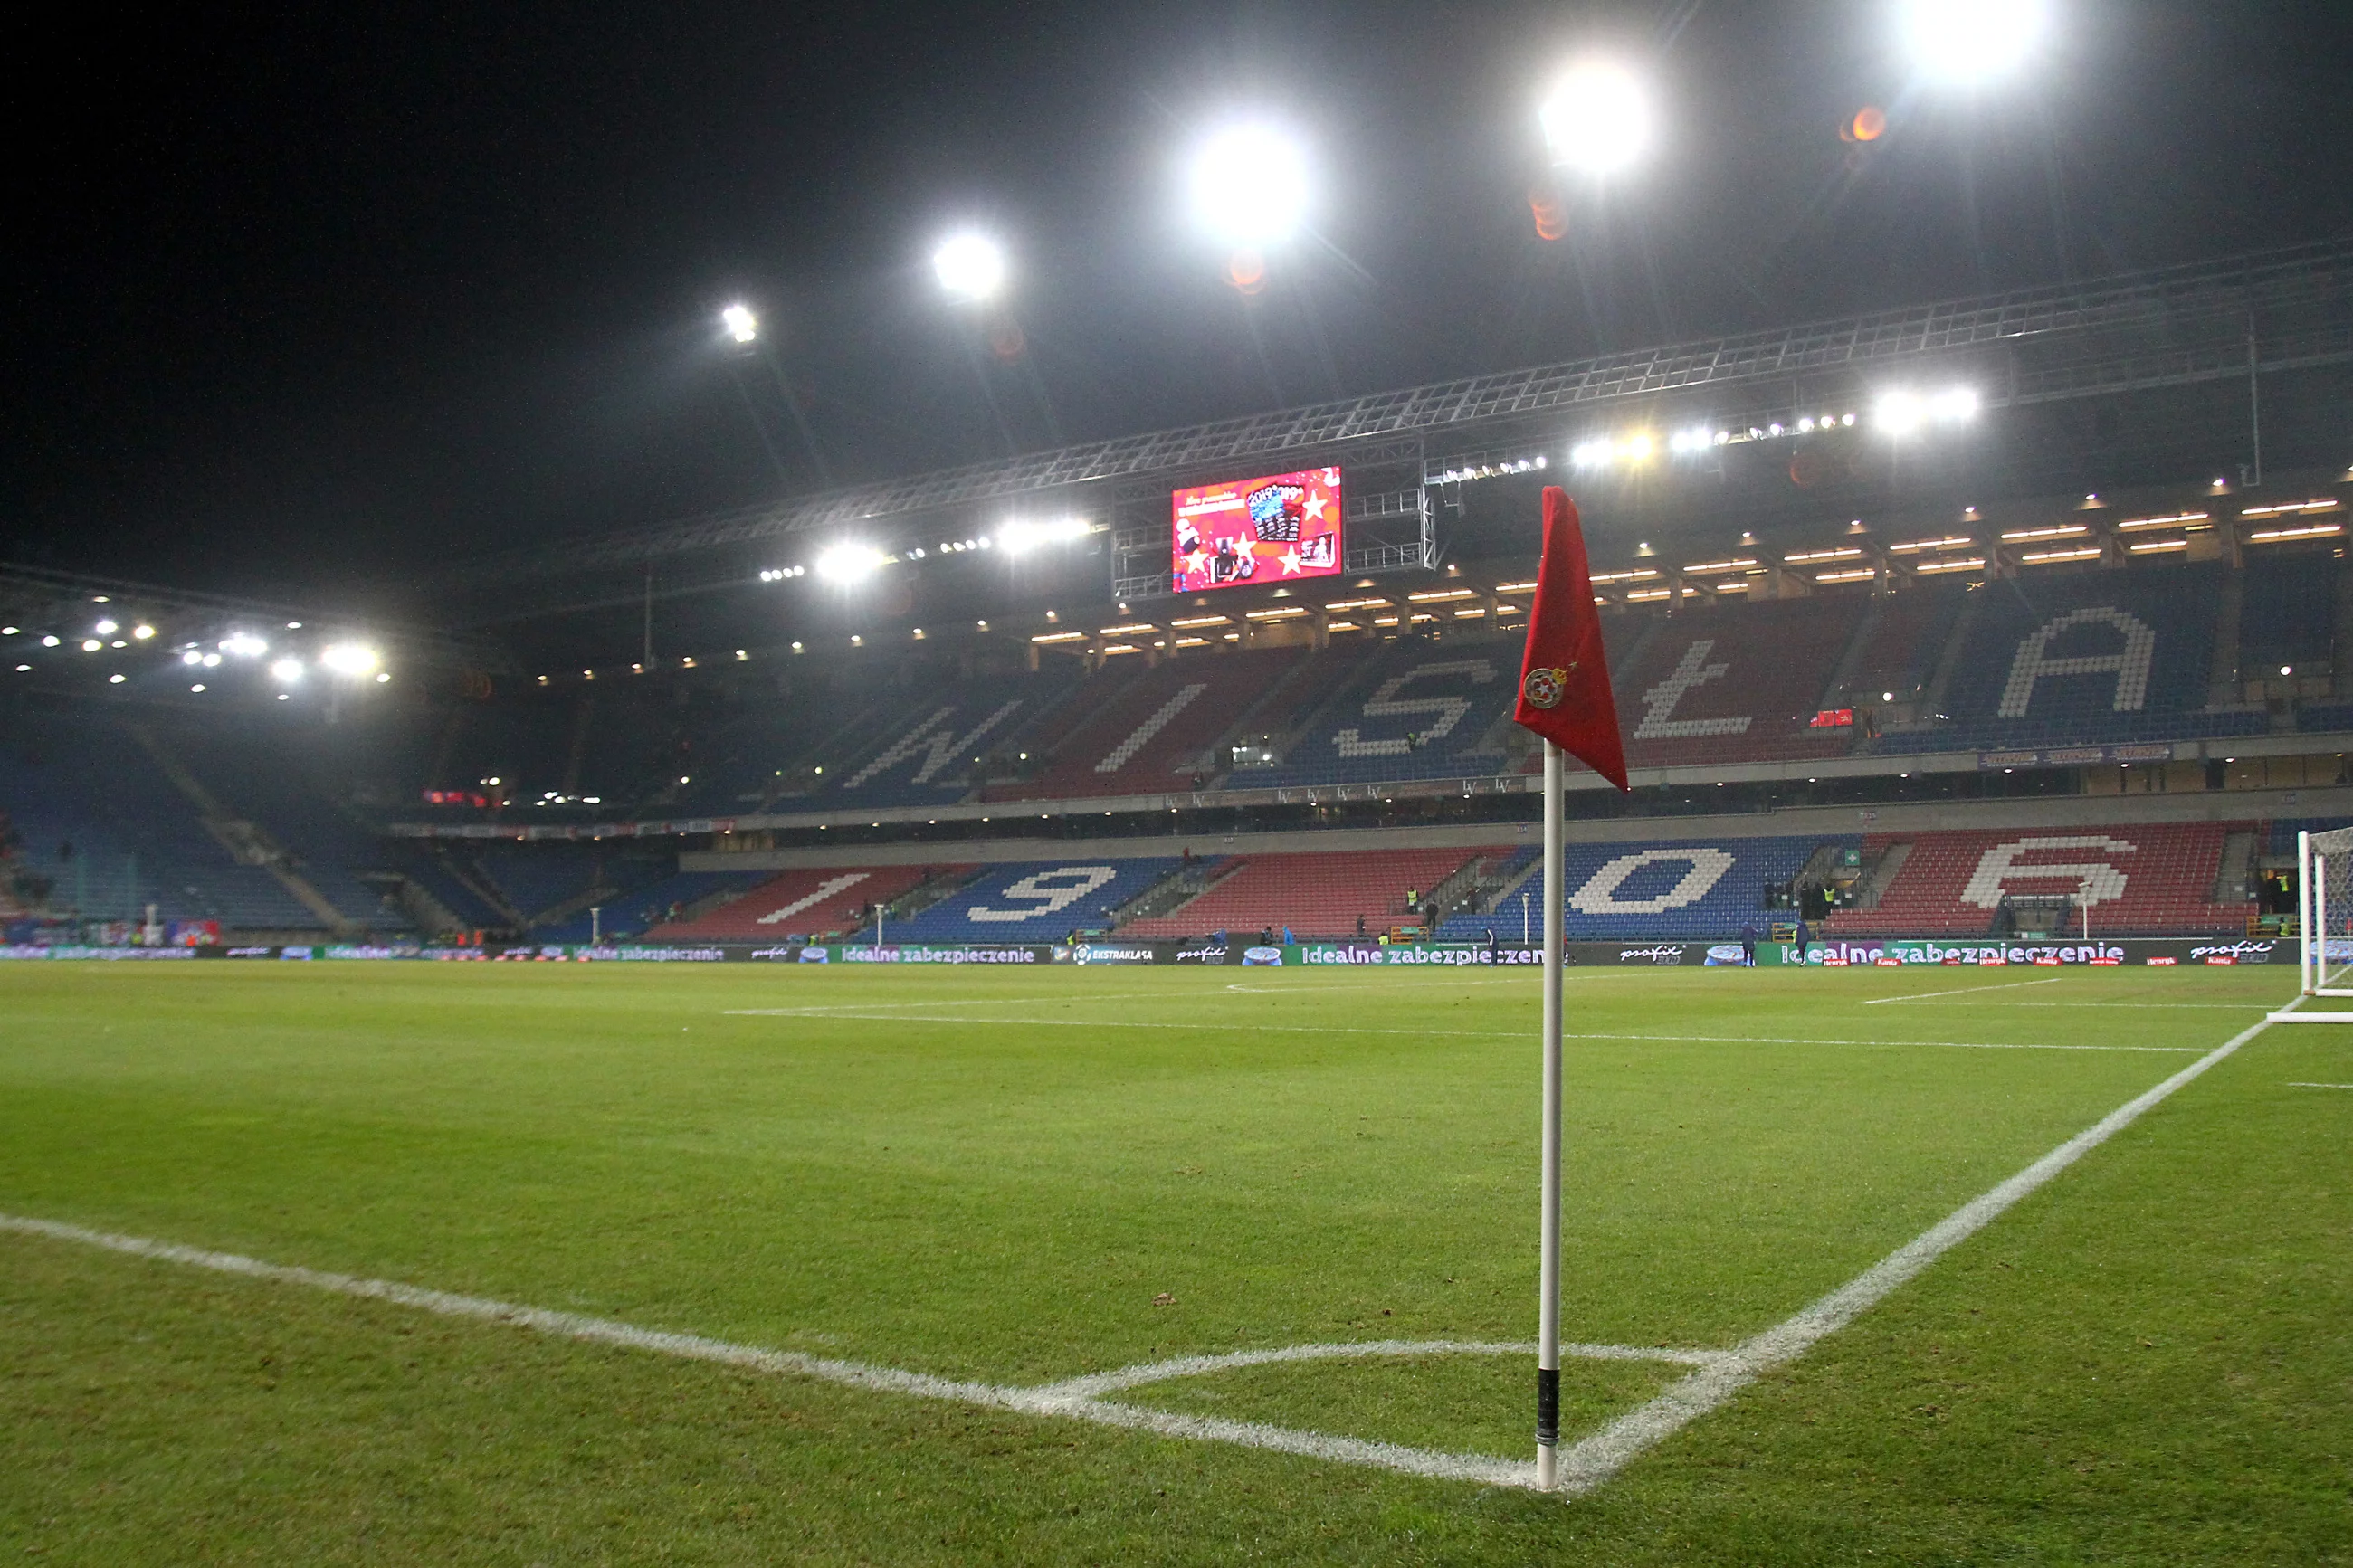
[996, 516, 1091, 555]
[932, 233, 1007, 301]
[814, 542, 891, 583]
[1875, 385, 1978, 435]
[80, 639, 101, 652]
[42, 635, 59, 647]
[1186, 123, 1310, 247]
[270, 657, 303, 684]
[1898, 0, 2048, 85]
[319, 641, 380, 677]
[180, 650, 202, 666]
[93, 619, 117, 635]
[132, 624, 154, 640]
[720, 303, 758, 344]
[1538, 60, 1652, 176]
[220, 632, 268, 658]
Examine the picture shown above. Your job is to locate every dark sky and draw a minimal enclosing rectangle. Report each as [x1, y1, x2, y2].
[5, 2, 2350, 603]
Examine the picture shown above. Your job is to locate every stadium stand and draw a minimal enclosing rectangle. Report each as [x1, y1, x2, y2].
[988, 650, 1301, 800]
[2237, 556, 2338, 686]
[1119, 847, 1489, 938]
[1529, 834, 1833, 940]
[1873, 565, 2262, 752]
[1824, 822, 2251, 936]
[653, 863, 947, 940]
[0, 711, 330, 929]
[533, 868, 776, 942]
[1251, 637, 1524, 787]
[828, 668, 1080, 807]
[1610, 596, 1868, 770]
[1834, 583, 1968, 704]
[882, 857, 1185, 940]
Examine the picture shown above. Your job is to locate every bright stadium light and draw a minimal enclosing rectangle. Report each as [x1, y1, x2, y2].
[1187, 124, 1310, 246]
[720, 303, 758, 344]
[319, 641, 380, 677]
[270, 657, 304, 684]
[1898, 0, 2048, 85]
[814, 543, 891, 583]
[932, 233, 1006, 301]
[220, 632, 268, 659]
[996, 517, 1091, 555]
[1538, 60, 1653, 176]
[1875, 385, 1979, 435]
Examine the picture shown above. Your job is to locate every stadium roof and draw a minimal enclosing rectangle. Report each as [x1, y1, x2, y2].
[449, 235, 2353, 612]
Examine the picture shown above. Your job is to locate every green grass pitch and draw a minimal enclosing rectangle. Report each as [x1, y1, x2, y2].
[2, 962, 2348, 1563]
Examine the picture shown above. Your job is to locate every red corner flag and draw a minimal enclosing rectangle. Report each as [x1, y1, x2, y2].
[1512, 487, 1630, 791]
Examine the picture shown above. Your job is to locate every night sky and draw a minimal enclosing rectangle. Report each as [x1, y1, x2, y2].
[6, 3, 2350, 606]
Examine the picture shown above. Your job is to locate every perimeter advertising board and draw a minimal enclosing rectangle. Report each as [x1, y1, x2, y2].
[1171, 467, 1342, 593]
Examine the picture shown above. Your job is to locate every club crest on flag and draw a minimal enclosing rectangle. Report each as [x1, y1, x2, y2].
[1521, 666, 1571, 709]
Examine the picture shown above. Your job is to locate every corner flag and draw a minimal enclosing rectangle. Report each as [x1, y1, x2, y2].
[1512, 487, 1628, 792]
[1514, 486, 1630, 1491]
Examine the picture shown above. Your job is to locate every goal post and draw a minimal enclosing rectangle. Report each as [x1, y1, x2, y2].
[2272, 828, 2353, 1022]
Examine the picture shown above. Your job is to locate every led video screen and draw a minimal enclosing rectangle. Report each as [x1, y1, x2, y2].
[1171, 467, 1343, 593]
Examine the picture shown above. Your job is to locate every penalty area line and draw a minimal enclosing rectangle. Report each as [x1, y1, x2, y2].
[723, 1009, 2196, 1053]
[1862, 978, 2062, 1005]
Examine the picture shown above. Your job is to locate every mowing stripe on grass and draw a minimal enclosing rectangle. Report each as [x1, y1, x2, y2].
[0, 1010, 2272, 1499]
[1545, 1011, 2276, 1497]
[725, 1008, 2199, 1053]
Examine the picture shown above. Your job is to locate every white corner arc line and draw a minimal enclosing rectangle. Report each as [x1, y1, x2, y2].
[1545, 1011, 2274, 1497]
[1862, 978, 2062, 1004]
[1033, 1338, 1723, 1403]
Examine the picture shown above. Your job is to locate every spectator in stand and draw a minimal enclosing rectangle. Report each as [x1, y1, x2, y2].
[1281, 925, 1294, 946]
[1356, 913, 1367, 938]
[1260, 926, 1274, 946]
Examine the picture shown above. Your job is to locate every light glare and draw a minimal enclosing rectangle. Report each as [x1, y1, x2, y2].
[932, 233, 1007, 301]
[1539, 61, 1652, 176]
[320, 641, 381, 677]
[1187, 125, 1310, 247]
[814, 543, 891, 583]
[720, 303, 758, 344]
[270, 658, 303, 684]
[1900, 0, 2047, 84]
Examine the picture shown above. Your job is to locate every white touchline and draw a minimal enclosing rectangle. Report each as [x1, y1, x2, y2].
[723, 1009, 2198, 1053]
[2287, 1081, 2353, 1089]
[1544, 1010, 2276, 1497]
[1862, 978, 2062, 1005]
[0, 1010, 2272, 1499]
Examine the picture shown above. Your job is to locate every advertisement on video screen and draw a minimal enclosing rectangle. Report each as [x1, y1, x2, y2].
[1170, 467, 1343, 593]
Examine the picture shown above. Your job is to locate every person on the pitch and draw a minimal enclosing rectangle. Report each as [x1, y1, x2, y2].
[1740, 921, 1758, 967]
[1791, 916, 1812, 965]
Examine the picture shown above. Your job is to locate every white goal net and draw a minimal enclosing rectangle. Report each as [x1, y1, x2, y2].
[2298, 828, 2353, 997]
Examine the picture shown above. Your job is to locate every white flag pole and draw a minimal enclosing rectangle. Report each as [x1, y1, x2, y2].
[1537, 738, 1564, 1488]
